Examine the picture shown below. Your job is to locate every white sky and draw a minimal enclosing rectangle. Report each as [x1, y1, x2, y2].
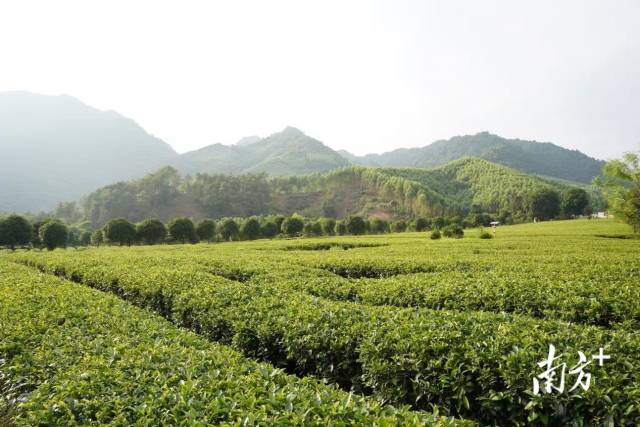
[1, 0, 639, 159]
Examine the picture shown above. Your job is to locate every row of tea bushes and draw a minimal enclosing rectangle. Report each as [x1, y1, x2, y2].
[0, 261, 466, 426]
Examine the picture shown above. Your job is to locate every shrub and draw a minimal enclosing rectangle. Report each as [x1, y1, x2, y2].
[479, 228, 493, 239]
[391, 220, 407, 233]
[103, 218, 137, 246]
[260, 221, 279, 238]
[443, 225, 464, 239]
[345, 216, 366, 235]
[430, 229, 442, 240]
[167, 217, 198, 244]
[136, 219, 167, 245]
[218, 218, 240, 241]
[196, 219, 217, 242]
[0, 214, 33, 250]
[281, 217, 304, 237]
[39, 220, 68, 250]
[240, 217, 262, 240]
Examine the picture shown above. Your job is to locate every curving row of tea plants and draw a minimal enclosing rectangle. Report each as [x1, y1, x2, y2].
[2, 219, 639, 425]
[0, 261, 466, 426]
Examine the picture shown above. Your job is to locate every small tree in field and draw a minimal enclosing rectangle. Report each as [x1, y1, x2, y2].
[334, 220, 347, 235]
[414, 217, 430, 232]
[391, 220, 407, 233]
[91, 230, 104, 246]
[260, 221, 279, 238]
[196, 219, 217, 242]
[561, 188, 589, 217]
[136, 219, 167, 245]
[370, 218, 389, 234]
[103, 218, 137, 246]
[167, 217, 198, 244]
[39, 221, 68, 250]
[241, 217, 262, 240]
[320, 218, 336, 236]
[0, 214, 33, 250]
[345, 216, 366, 235]
[529, 189, 561, 220]
[281, 216, 304, 237]
[219, 218, 239, 241]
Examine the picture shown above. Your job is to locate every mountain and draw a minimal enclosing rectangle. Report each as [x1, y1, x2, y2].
[82, 157, 574, 227]
[172, 126, 350, 176]
[0, 91, 178, 212]
[341, 132, 604, 184]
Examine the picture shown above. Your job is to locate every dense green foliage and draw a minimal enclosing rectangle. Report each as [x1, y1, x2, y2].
[4, 220, 638, 425]
[597, 153, 640, 232]
[135, 218, 167, 244]
[103, 218, 137, 246]
[195, 219, 216, 242]
[167, 217, 198, 243]
[0, 214, 32, 250]
[38, 220, 68, 250]
[561, 188, 590, 217]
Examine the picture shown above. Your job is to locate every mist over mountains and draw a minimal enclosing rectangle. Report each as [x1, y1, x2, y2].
[0, 92, 606, 213]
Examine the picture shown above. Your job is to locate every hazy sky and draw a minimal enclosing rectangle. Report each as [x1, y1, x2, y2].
[1, 0, 639, 159]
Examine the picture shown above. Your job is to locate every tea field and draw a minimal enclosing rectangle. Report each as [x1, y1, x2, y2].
[1, 219, 639, 426]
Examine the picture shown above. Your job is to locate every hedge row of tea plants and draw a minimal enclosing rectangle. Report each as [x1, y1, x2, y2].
[0, 261, 467, 426]
[12, 255, 640, 425]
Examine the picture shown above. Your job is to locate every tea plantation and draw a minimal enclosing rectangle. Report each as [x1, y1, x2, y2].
[1, 220, 639, 426]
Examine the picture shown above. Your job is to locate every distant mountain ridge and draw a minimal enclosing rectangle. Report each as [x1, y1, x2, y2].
[340, 132, 604, 184]
[171, 126, 350, 176]
[0, 91, 178, 212]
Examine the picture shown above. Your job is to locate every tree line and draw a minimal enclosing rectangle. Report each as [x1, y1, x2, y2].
[0, 185, 593, 252]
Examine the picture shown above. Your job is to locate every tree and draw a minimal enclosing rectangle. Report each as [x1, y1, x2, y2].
[391, 220, 407, 233]
[432, 216, 446, 229]
[241, 217, 261, 240]
[320, 218, 336, 236]
[345, 216, 366, 235]
[597, 152, 640, 232]
[414, 217, 430, 232]
[0, 214, 33, 250]
[196, 219, 217, 242]
[281, 216, 304, 237]
[167, 217, 198, 244]
[79, 231, 92, 246]
[136, 219, 167, 245]
[561, 188, 590, 217]
[67, 228, 80, 248]
[443, 224, 464, 239]
[370, 218, 389, 234]
[261, 221, 279, 238]
[334, 220, 347, 235]
[218, 218, 239, 241]
[39, 221, 68, 250]
[91, 230, 104, 246]
[103, 218, 137, 246]
[303, 221, 323, 237]
[529, 189, 561, 220]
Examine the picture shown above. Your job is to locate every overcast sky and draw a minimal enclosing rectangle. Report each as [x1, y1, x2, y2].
[1, 0, 639, 159]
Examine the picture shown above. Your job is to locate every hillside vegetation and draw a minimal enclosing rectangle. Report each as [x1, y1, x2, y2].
[80, 158, 581, 227]
[344, 131, 604, 184]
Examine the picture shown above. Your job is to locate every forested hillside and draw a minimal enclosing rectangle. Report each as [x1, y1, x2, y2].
[343, 132, 604, 183]
[0, 92, 178, 212]
[81, 158, 581, 227]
